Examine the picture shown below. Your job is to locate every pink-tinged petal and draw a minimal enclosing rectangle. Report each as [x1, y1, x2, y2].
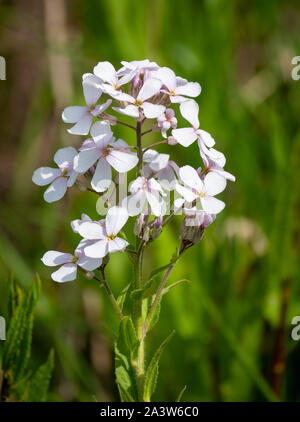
[176, 82, 201, 98]
[93, 61, 117, 84]
[157, 166, 177, 190]
[123, 191, 147, 216]
[77, 254, 102, 271]
[68, 114, 93, 135]
[67, 170, 78, 187]
[175, 182, 197, 203]
[146, 191, 165, 216]
[197, 129, 215, 148]
[206, 148, 226, 167]
[62, 106, 88, 123]
[171, 127, 197, 147]
[137, 78, 162, 102]
[203, 172, 227, 196]
[215, 169, 235, 182]
[142, 102, 165, 119]
[112, 138, 129, 149]
[112, 105, 139, 118]
[107, 237, 129, 253]
[179, 165, 203, 191]
[83, 78, 103, 106]
[73, 148, 99, 173]
[180, 100, 199, 128]
[90, 120, 113, 146]
[44, 177, 68, 203]
[105, 206, 128, 235]
[79, 138, 96, 151]
[148, 153, 169, 172]
[92, 99, 112, 116]
[82, 73, 103, 86]
[91, 158, 112, 192]
[148, 178, 164, 194]
[32, 167, 60, 186]
[106, 150, 138, 173]
[78, 221, 105, 240]
[71, 214, 92, 233]
[169, 95, 186, 103]
[129, 176, 145, 194]
[118, 71, 136, 86]
[201, 196, 225, 214]
[41, 251, 72, 267]
[51, 263, 77, 282]
[54, 147, 77, 167]
[84, 239, 109, 258]
[154, 67, 176, 90]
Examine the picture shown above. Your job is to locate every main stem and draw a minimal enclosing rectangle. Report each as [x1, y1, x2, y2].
[133, 120, 145, 400]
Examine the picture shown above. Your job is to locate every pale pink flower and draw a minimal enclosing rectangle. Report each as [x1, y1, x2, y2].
[157, 108, 177, 138]
[93, 61, 134, 101]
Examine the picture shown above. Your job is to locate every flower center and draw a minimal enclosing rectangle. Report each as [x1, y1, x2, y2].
[61, 168, 69, 177]
[102, 147, 110, 157]
[169, 89, 176, 96]
[88, 104, 96, 112]
[134, 99, 143, 107]
[113, 82, 120, 90]
[107, 234, 116, 241]
[197, 190, 206, 199]
[71, 255, 79, 264]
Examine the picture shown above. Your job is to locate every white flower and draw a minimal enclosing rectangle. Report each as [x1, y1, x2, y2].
[93, 61, 134, 101]
[157, 108, 177, 138]
[117, 59, 159, 77]
[123, 176, 166, 216]
[62, 76, 112, 135]
[172, 100, 215, 149]
[200, 148, 235, 182]
[73, 121, 138, 192]
[32, 147, 78, 203]
[41, 241, 102, 282]
[78, 206, 129, 258]
[112, 78, 165, 119]
[143, 150, 178, 191]
[153, 67, 201, 103]
[175, 165, 226, 214]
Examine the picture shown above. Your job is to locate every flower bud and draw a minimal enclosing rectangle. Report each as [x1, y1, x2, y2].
[167, 136, 178, 146]
[84, 271, 95, 279]
[180, 215, 205, 245]
[152, 216, 162, 239]
[134, 214, 145, 236]
[142, 226, 150, 242]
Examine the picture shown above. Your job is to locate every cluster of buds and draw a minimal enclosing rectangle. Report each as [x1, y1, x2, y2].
[33, 59, 235, 282]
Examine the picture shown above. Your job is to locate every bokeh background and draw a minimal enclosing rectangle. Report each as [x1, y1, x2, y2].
[0, 0, 300, 402]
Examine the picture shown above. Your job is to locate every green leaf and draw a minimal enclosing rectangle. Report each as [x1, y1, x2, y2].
[142, 296, 161, 334]
[176, 385, 187, 402]
[23, 349, 54, 402]
[143, 331, 175, 402]
[161, 279, 190, 296]
[118, 384, 135, 402]
[117, 316, 139, 360]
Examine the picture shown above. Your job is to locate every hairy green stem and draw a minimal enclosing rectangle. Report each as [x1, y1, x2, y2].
[94, 275, 123, 320]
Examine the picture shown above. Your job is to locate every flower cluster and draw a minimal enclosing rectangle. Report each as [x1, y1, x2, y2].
[33, 59, 235, 282]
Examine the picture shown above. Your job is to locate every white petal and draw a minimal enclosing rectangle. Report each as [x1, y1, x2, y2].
[206, 147, 226, 167]
[41, 251, 72, 267]
[146, 191, 165, 216]
[93, 61, 117, 84]
[176, 82, 201, 98]
[175, 182, 197, 202]
[78, 221, 105, 240]
[129, 176, 145, 193]
[148, 178, 164, 194]
[91, 158, 112, 192]
[154, 67, 176, 91]
[215, 169, 235, 182]
[51, 263, 77, 282]
[68, 114, 93, 135]
[90, 120, 113, 146]
[142, 102, 165, 119]
[84, 239, 109, 258]
[179, 165, 203, 190]
[92, 99, 112, 116]
[32, 167, 60, 186]
[171, 127, 197, 147]
[112, 105, 139, 118]
[123, 191, 147, 216]
[106, 206, 128, 235]
[107, 237, 128, 253]
[201, 196, 225, 214]
[73, 148, 99, 173]
[106, 149, 138, 173]
[44, 177, 68, 203]
[157, 166, 177, 190]
[137, 78, 162, 102]
[62, 106, 88, 123]
[197, 129, 215, 148]
[204, 172, 226, 196]
[54, 147, 77, 167]
[83, 78, 102, 106]
[67, 170, 78, 187]
[148, 153, 169, 172]
[77, 254, 102, 271]
[180, 100, 199, 128]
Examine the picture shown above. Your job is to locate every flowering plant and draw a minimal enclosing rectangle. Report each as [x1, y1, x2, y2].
[33, 59, 235, 402]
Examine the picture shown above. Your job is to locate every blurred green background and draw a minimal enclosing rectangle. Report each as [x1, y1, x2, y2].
[1, 0, 300, 402]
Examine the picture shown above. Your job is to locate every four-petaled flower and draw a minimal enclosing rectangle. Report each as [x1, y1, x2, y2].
[78, 206, 129, 258]
[157, 109, 177, 138]
[32, 147, 78, 203]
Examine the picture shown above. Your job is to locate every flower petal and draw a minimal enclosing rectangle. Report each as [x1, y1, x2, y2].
[175, 182, 197, 203]
[154, 67, 176, 91]
[176, 82, 201, 98]
[73, 148, 99, 173]
[107, 237, 129, 253]
[91, 158, 112, 192]
[180, 100, 199, 128]
[51, 263, 77, 282]
[67, 170, 78, 187]
[32, 167, 60, 186]
[142, 102, 165, 119]
[93, 61, 117, 84]
[54, 147, 77, 167]
[197, 129, 215, 148]
[44, 177, 68, 203]
[203, 172, 226, 196]
[77, 254, 102, 271]
[84, 239, 109, 258]
[123, 191, 147, 216]
[146, 191, 165, 216]
[201, 196, 225, 214]
[78, 221, 105, 240]
[68, 114, 93, 135]
[106, 149, 138, 173]
[105, 206, 128, 236]
[171, 127, 197, 147]
[62, 106, 88, 123]
[41, 251, 72, 266]
[83, 78, 103, 106]
[137, 78, 162, 102]
[112, 105, 139, 118]
[179, 165, 203, 190]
